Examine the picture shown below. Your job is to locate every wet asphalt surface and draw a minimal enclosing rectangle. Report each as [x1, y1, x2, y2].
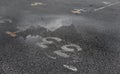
[0, 0, 120, 74]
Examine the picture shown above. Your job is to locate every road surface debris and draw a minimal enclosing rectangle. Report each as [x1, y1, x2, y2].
[71, 9, 81, 14]
[71, 9, 86, 14]
[6, 31, 17, 37]
[31, 2, 46, 6]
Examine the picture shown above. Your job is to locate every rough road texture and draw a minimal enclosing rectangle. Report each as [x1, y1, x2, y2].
[0, 0, 120, 74]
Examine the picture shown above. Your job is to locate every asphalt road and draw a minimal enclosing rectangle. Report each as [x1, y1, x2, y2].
[0, 0, 120, 74]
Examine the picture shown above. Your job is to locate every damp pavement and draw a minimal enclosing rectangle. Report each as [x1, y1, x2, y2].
[0, 0, 120, 74]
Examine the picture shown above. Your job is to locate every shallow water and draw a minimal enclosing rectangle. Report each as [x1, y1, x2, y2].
[0, 0, 120, 74]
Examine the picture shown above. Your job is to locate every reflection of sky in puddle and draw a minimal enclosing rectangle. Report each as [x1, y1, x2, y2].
[0, 0, 120, 73]
[25, 35, 42, 44]
[17, 15, 72, 32]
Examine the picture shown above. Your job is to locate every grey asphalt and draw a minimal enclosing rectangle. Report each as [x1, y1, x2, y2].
[0, 0, 120, 74]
